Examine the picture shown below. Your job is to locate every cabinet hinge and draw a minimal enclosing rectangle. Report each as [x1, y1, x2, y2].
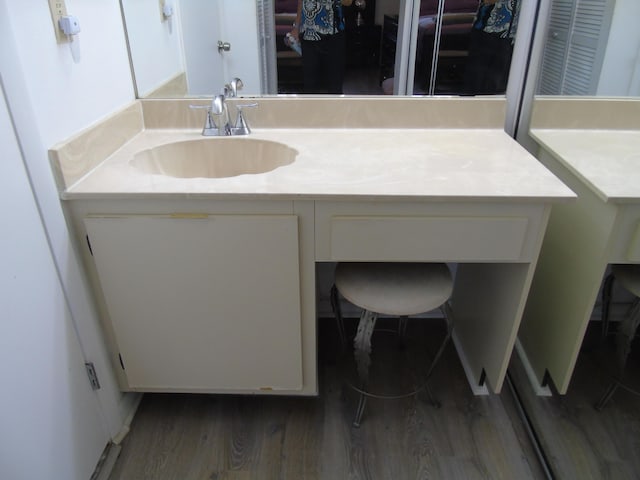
[85, 362, 101, 390]
[118, 353, 125, 370]
[86, 235, 93, 256]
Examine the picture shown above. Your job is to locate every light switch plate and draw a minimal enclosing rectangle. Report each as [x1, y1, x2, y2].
[48, 0, 69, 43]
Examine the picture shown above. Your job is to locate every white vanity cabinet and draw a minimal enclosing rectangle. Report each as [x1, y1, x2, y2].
[52, 103, 575, 397]
[76, 200, 316, 394]
[72, 195, 555, 397]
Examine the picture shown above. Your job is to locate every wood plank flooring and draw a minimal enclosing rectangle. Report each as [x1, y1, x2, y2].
[108, 320, 545, 479]
[510, 322, 640, 480]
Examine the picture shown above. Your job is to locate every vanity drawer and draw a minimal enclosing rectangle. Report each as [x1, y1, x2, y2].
[316, 211, 530, 262]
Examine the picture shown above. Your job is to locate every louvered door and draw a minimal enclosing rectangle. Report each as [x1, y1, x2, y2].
[537, 0, 614, 95]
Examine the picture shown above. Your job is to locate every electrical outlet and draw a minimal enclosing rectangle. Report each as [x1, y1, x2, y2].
[48, 0, 69, 43]
[159, 0, 167, 21]
[159, 0, 174, 21]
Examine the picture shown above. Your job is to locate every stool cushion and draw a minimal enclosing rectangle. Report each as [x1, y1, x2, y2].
[612, 264, 640, 297]
[335, 262, 453, 316]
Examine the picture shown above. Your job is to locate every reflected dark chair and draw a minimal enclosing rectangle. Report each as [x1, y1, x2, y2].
[596, 264, 640, 410]
[330, 262, 454, 427]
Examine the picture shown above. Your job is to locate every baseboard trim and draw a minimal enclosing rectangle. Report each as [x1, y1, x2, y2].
[112, 392, 143, 445]
[90, 442, 122, 480]
[452, 331, 490, 396]
[514, 339, 553, 397]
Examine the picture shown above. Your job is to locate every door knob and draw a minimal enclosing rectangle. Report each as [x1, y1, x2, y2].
[218, 41, 231, 53]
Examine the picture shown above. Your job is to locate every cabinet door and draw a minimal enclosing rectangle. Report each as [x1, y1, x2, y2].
[84, 214, 302, 392]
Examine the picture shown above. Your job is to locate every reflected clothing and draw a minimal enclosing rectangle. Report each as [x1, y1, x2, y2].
[473, 0, 519, 41]
[299, 0, 346, 94]
[464, 0, 520, 95]
[300, 0, 345, 40]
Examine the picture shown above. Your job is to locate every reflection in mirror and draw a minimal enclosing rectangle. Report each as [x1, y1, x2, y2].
[120, 0, 525, 98]
[120, 0, 263, 97]
[275, 0, 386, 94]
[512, 1, 640, 478]
[411, 0, 518, 95]
[535, 0, 640, 96]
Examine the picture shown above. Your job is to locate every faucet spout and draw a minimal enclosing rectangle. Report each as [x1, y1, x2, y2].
[211, 94, 231, 136]
[229, 77, 243, 97]
[193, 80, 256, 136]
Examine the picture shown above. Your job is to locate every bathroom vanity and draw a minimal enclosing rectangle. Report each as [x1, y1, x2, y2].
[518, 98, 640, 394]
[50, 97, 573, 396]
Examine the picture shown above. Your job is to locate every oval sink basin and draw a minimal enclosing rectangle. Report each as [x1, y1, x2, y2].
[130, 138, 297, 178]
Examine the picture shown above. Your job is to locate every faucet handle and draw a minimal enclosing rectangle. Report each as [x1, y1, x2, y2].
[234, 103, 258, 134]
[189, 104, 216, 129]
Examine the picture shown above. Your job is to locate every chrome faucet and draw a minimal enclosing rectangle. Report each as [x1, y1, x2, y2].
[191, 78, 257, 136]
[210, 94, 231, 136]
[228, 77, 243, 97]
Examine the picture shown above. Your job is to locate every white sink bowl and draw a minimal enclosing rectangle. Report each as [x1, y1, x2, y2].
[130, 138, 297, 178]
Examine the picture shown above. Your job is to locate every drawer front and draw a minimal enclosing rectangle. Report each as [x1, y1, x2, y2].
[325, 215, 529, 262]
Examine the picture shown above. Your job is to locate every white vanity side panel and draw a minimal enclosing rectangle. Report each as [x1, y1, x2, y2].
[518, 148, 618, 393]
[84, 214, 303, 392]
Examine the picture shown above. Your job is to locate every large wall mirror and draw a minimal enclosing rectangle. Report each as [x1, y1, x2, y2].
[120, 0, 524, 98]
[534, 0, 639, 97]
[516, 0, 640, 144]
[120, 0, 639, 100]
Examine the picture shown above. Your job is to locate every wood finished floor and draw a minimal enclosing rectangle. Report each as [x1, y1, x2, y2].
[108, 320, 545, 479]
[510, 322, 640, 480]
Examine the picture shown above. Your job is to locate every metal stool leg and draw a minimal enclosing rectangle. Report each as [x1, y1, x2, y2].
[601, 273, 615, 342]
[353, 309, 377, 427]
[595, 381, 620, 411]
[353, 393, 368, 428]
[330, 284, 348, 350]
[421, 301, 455, 408]
[397, 315, 409, 349]
[596, 298, 640, 410]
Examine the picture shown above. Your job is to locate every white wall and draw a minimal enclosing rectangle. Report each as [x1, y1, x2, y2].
[598, 0, 640, 96]
[121, 0, 185, 96]
[0, 80, 108, 480]
[0, 0, 139, 475]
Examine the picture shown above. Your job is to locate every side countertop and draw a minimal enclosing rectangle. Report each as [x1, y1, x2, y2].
[531, 128, 640, 204]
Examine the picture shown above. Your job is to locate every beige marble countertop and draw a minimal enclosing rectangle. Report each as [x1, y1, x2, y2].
[61, 126, 574, 202]
[531, 129, 640, 204]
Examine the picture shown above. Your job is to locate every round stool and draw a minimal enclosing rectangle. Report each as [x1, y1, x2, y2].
[330, 262, 454, 426]
[596, 264, 640, 410]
